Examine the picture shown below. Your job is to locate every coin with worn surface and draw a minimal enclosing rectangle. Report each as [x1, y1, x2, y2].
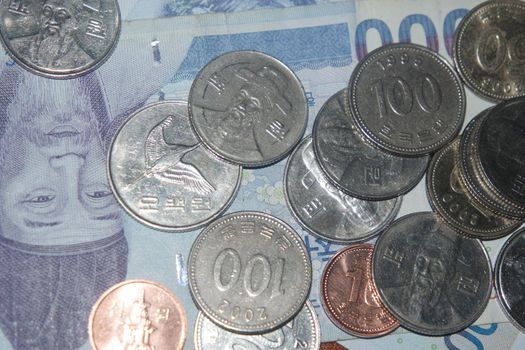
[372, 212, 492, 336]
[427, 138, 521, 240]
[321, 244, 399, 338]
[0, 0, 120, 79]
[284, 136, 401, 244]
[478, 97, 525, 208]
[348, 43, 465, 156]
[459, 109, 525, 218]
[89, 279, 187, 350]
[108, 101, 241, 232]
[495, 227, 525, 333]
[195, 301, 320, 349]
[313, 90, 429, 200]
[454, 0, 525, 101]
[188, 211, 312, 334]
[188, 50, 307, 167]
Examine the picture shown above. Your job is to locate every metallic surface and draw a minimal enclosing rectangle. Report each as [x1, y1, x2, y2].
[348, 43, 465, 156]
[459, 110, 525, 218]
[189, 50, 308, 167]
[478, 97, 525, 208]
[194, 301, 320, 349]
[495, 227, 525, 333]
[454, 0, 525, 101]
[0, 0, 120, 79]
[313, 89, 428, 200]
[108, 101, 241, 232]
[372, 212, 492, 336]
[88, 279, 187, 350]
[320, 244, 399, 338]
[188, 211, 312, 334]
[427, 138, 520, 240]
[284, 136, 401, 244]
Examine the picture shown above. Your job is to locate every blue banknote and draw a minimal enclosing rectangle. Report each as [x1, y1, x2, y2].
[126, 0, 331, 20]
[0, 0, 522, 349]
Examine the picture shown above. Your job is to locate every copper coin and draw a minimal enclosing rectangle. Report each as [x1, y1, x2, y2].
[321, 343, 349, 350]
[88, 280, 187, 350]
[320, 244, 399, 338]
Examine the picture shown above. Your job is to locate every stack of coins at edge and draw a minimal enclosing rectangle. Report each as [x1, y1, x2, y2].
[312, 0, 525, 341]
[85, 1, 525, 349]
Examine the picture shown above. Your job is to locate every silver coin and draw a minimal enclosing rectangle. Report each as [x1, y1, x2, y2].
[188, 50, 308, 167]
[459, 109, 525, 218]
[108, 101, 241, 232]
[284, 136, 401, 244]
[349, 43, 465, 156]
[194, 301, 320, 350]
[188, 211, 312, 334]
[0, 0, 120, 79]
[454, 0, 525, 102]
[495, 227, 525, 333]
[478, 96, 525, 208]
[427, 138, 521, 240]
[372, 212, 492, 336]
[313, 89, 429, 200]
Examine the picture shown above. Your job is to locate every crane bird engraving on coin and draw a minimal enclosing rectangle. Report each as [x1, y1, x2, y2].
[125, 115, 215, 195]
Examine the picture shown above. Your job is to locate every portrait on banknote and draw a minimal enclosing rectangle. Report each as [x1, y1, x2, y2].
[0, 67, 128, 349]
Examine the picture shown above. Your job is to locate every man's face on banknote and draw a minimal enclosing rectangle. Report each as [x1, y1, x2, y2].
[0, 78, 122, 246]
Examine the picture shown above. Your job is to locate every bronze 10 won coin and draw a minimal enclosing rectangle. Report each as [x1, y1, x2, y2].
[89, 280, 187, 350]
[321, 244, 399, 338]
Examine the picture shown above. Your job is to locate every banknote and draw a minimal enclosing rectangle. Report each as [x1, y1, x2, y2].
[0, 0, 522, 349]
[125, 0, 341, 20]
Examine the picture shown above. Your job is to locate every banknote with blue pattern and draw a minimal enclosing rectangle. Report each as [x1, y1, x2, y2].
[0, 0, 522, 349]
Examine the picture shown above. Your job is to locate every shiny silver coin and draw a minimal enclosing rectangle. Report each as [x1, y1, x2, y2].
[188, 211, 312, 334]
[372, 212, 492, 336]
[0, 0, 121, 79]
[478, 97, 525, 209]
[284, 136, 401, 244]
[194, 301, 320, 350]
[427, 138, 521, 240]
[313, 89, 429, 200]
[459, 109, 525, 219]
[495, 227, 525, 333]
[454, 0, 525, 102]
[348, 43, 465, 156]
[188, 50, 307, 167]
[108, 101, 241, 232]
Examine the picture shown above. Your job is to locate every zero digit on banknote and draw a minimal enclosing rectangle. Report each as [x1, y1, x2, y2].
[0, 0, 121, 79]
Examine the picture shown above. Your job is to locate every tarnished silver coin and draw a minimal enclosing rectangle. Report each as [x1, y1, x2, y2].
[454, 0, 525, 101]
[188, 50, 308, 167]
[188, 211, 312, 334]
[194, 301, 320, 350]
[284, 136, 401, 244]
[427, 138, 521, 240]
[495, 227, 525, 333]
[348, 43, 465, 156]
[108, 101, 241, 232]
[459, 109, 525, 219]
[478, 97, 525, 209]
[372, 212, 492, 336]
[313, 89, 429, 200]
[0, 0, 121, 79]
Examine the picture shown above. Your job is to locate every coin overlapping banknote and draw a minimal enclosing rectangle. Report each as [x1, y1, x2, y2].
[0, 0, 525, 349]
